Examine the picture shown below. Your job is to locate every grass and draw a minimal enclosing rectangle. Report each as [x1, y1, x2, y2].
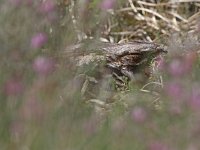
[0, 0, 200, 149]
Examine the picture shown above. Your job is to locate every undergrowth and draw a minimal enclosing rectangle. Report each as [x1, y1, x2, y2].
[0, 0, 200, 149]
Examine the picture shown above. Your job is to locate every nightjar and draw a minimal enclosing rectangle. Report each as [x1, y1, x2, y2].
[64, 40, 167, 95]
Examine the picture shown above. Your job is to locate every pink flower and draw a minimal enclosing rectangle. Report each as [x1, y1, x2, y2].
[165, 82, 183, 101]
[100, 0, 116, 10]
[31, 33, 47, 49]
[184, 52, 197, 69]
[189, 87, 200, 110]
[187, 144, 198, 150]
[9, 0, 21, 6]
[33, 56, 55, 76]
[25, 0, 33, 6]
[154, 56, 165, 70]
[131, 106, 147, 123]
[39, 0, 55, 14]
[168, 53, 196, 77]
[149, 141, 169, 150]
[4, 77, 24, 96]
[168, 58, 186, 77]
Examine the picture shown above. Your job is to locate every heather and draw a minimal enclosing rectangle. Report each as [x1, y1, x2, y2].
[1, 0, 200, 150]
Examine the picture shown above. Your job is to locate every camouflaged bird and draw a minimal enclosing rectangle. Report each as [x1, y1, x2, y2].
[64, 40, 167, 91]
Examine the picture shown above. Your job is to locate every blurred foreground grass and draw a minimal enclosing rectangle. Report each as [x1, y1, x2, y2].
[0, 0, 200, 150]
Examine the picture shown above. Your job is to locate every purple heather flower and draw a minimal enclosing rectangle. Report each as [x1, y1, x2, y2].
[187, 144, 198, 150]
[31, 33, 47, 49]
[33, 56, 55, 76]
[189, 88, 200, 110]
[4, 77, 24, 96]
[100, 0, 116, 10]
[9, 0, 21, 6]
[168, 58, 186, 77]
[165, 82, 183, 101]
[168, 52, 196, 77]
[25, 0, 33, 6]
[149, 141, 169, 150]
[154, 56, 165, 70]
[131, 106, 147, 123]
[39, 0, 55, 14]
[184, 52, 197, 69]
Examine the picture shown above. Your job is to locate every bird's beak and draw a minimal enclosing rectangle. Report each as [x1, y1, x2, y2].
[157, 45, 168, 54]
[162, 46, 168, 54]
[162, 49, 168, 53]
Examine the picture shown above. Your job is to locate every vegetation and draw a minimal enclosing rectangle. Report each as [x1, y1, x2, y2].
[0, 0, 200, 149]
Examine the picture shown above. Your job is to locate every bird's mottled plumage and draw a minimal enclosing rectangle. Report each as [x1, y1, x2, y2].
[97, 41, 167, 84]
[65, 40, 167, 90]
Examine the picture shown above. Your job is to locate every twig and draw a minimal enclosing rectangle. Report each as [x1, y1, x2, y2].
[69, 0, 87, 41]
[128, 0, 145, 20]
